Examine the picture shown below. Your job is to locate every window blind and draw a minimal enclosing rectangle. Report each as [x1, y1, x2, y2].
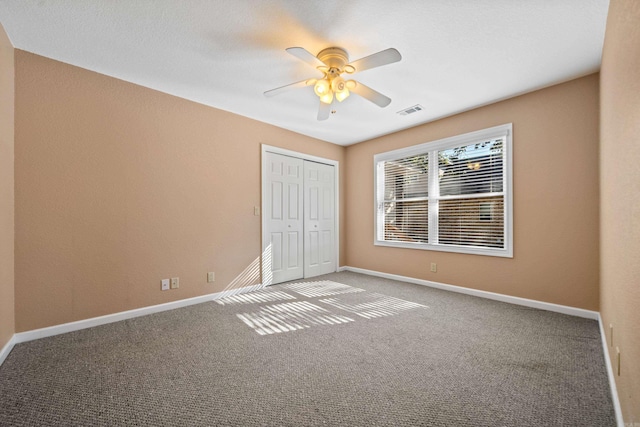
[437, 140, 505, 249]
[382, 156, 429, 243]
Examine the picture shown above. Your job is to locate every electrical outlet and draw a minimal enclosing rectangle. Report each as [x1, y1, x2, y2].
[171, 277, 179, 289]
[161, 279, 170, 291]
[254, 206, 260, 216]
[430, 262, 437, 273]
[207, 272, 215, 283]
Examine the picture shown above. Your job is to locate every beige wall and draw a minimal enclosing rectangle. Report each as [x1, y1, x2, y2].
[600, 0, 640, 422]
[0, 24, 15, 350]
[345, 74, 600, 310]
[14, 51, 346, 332]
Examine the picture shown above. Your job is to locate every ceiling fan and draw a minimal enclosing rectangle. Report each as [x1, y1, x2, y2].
[264, 46, 402, 120]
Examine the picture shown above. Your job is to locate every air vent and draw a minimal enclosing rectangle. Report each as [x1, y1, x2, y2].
[397, 104, 424, 116]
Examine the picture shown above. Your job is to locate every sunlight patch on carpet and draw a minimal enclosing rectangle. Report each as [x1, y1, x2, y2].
[280, 280, 365, 298]
[227, 280, 429, 336]
[236, 301, 354, 335]
[319, 293, 427, 319]
[215, 289, 296, 306]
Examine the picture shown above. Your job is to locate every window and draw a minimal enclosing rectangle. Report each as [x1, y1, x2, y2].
[374, 124, 512, 257]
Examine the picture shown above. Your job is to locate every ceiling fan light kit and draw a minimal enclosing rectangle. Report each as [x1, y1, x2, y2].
[265, 46, 401, 120]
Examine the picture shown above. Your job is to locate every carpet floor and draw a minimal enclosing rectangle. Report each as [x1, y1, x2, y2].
[0, 271, 616, 426]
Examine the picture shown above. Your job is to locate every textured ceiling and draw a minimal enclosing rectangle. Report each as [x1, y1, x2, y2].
[0, 0, 609, 145]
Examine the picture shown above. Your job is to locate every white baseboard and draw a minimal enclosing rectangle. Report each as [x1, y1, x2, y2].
[12, 283, 265, 346]
[598, 315, 624, 427]
[0, 335, 16, 366]
[341, 266, 599, 320]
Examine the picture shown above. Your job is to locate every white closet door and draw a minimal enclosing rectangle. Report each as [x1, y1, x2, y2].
[265, 152, 304, 284]
[304, 161, 336, 278]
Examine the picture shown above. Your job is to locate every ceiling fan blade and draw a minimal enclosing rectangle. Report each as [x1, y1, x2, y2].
[349, 81, 392, 107]
[264, 78, 317, 97]
[346, 48, 402, 73]
[317, 100, 331, 121]
[286, 47, 327, 68]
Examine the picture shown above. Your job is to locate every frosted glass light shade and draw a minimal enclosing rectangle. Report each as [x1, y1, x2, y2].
[314, 79, 330, 96]
[335, 89, 349, 102]
[319, 91, 334, 104]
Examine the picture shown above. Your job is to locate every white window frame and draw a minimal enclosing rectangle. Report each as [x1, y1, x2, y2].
[374, 123, 513, 258]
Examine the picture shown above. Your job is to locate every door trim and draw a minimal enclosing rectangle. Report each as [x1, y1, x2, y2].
[261, 145, 340, 287]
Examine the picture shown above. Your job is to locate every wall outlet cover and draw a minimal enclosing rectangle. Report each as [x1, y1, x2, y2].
[161, 279, 170, 291]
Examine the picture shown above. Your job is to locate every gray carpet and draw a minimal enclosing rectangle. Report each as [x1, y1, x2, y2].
[0, 272, 616, 426]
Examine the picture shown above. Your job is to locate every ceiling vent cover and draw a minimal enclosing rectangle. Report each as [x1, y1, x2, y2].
[397, 104, 424, 116]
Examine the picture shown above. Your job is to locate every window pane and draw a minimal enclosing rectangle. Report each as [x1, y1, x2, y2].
[439, 139, 503, 196]
[383, 200, 428, 243]
[438, 196, 504, 248]
[384, 155, 429, 200]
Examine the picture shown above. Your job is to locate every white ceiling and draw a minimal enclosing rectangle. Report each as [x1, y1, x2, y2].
[0, 0, 609, 146]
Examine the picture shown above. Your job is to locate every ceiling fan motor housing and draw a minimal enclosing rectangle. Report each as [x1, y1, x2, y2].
[317, 47, 349, 76]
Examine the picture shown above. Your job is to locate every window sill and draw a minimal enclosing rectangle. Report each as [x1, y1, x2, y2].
[374, 240, 513, 258]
